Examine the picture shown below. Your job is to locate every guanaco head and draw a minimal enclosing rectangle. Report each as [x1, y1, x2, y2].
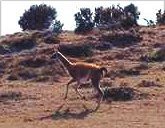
[51, 51, 60, 60]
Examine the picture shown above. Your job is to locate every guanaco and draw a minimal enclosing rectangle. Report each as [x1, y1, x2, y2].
[51, 51, 107, 106]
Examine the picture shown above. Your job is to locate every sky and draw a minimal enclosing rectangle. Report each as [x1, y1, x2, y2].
[1, 0, 164, 36]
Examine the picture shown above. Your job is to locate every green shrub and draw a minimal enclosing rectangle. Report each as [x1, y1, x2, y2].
[50, 20, 63, 35]
[74, 8, 95, 34]
[18, 70, 37, 80]
[103, 86, 145, 101]
[100, 31, 142, 47]
[143, 18, 155, 27]
[19, 58, 47, 68]
[94, 5, 124, 27]
[10, 39, 36, 52]
[149, 48, 165, 61]
[94, 4, 140, 30]
[122, 4, 140, 28]
[156, 9, 165, 25]
[141, 47, 165, 62]
[58, 43, 93, 57]
[18, 4, 63, 35]
[0, 39, 36, 54]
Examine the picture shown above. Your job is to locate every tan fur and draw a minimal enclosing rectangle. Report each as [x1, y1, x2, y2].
[54, 51, 107, 108]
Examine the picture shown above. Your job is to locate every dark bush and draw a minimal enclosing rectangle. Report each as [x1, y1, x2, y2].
[0, 39, 36, 55]
[58, 43, 93, 57]
[0, 91, 22, 101]
[100, 32, 142, 47]
[19, 58, 47, 68]
[0, 45, 11, 55]
[103, 86, 147, 101]
[95, 42, 112, 51]
[137, 80, 162, 88]
[7, 74, 19, 81]
[94, 4, 140, 30]
[141, 47, 165, 62]
[103, 87, 134, 101]
[19, 4, 56, 30]
[18, 4, 63, 34]
[10, 39, 36, 52]
[156, 9, 165, 25]
[18, 70, 37, 80]
[134, 63, 149, 70]
[74, 8, 95, 34]
[119, 68, 140, 76]
[50, 20, 64, 35]
[143, 18, 155, 27]
[44, 36, 60, 44]
[122, 3, 140, 28]
[94, 5, 124, 27]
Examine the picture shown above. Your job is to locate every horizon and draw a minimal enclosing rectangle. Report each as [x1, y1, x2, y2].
[1, 1, 165, 36]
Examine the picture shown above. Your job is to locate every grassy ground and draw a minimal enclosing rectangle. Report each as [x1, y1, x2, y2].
[0, 26, 164, 128]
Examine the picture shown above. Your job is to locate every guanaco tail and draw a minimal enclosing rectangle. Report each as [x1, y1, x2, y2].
[51, 51, 107, 106]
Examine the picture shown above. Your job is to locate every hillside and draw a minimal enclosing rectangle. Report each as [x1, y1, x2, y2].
[0, 26, 165, 128]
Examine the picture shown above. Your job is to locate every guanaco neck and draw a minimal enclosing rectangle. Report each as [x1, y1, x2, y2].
[57, 52, 72, 69]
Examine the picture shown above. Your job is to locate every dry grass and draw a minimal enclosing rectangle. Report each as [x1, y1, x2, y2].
[0, 26, 165, 128]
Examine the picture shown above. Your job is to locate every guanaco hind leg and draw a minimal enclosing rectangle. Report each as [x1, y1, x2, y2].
[91, 76, 104, 108]
[64, 79, 76, 99]
[74, 82, 86, 100]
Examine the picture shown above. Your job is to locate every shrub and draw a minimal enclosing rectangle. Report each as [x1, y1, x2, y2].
[58, 43, 93, 57]
[103, 86, 147, 101]
[122, 3, 140, 28]
[156, 9, 165, 25]
[143, 18, 155, 27]
[95, 41, 112, 51]
[137, 80, 162, 87]
[119, 69, 140, 76]
[10, 39, 36, 52]
[19, 58, 47, 68]
[94, 4, 140, 30]
[74, 8, 95, 34]
[0, 39, 36, 54]
[50, 20, 64, 35]
[94, 5, 124, 27]
[100, 31, 142, 47]
[18, 70, 37, 80]
[0, 45, 11, 55]
[7, 74, 19, 81]
[44, 36, 60, 44]
[140, 47, 165, 62]
[18, 4, 63, 34]
[0, 91, 22, 101]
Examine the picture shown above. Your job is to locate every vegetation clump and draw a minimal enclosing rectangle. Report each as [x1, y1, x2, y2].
[156, 9, 165, 25]
[100, 31, 141, 47]
[58, 43, 93, 57]
[74, 8, 95, 34]
[95, 4, 140, 30]
[0, 39, 36, 55]
[103, 86, 147, 101]
[141, 47, 165, 62]
[74, 4, 140, 33]
[19, 58, 47, 68]
[18, 4, 63, 35]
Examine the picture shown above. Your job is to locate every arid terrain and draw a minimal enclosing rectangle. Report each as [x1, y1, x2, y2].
[0, 26, 165, 128]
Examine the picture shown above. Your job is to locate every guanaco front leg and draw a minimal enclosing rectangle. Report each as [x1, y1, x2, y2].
[74, 83, 86, 100]
[91, 77, 104, 110]
[64, 79, 76, 99]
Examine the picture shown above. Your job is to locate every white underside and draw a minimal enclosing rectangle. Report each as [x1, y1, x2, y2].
[79, 71, 91, 84]
[79, 77, 90, 84]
